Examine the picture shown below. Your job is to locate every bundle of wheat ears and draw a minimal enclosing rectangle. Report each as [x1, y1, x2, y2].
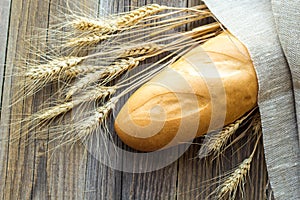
[9, 3, 263, 199]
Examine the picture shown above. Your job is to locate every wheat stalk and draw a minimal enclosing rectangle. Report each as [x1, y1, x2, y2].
[35, 86, 116, 122]
[116, 4, 167, 27]
[218, 156, 252, 199]
[66, 33, 109, 47]
[63, 44, 160, 78]
[108, 57, 142, 75]
[65, 100, 115, 144]
[26, 56, 84, 80]
[67, 5, 166, 47]
[198, 112, 251, 159]
[37, 102, 74, 121]
[121, 43, 161, 57]
[72, 17, 117, 33]
[217, 124, 262, 200]
[72, 4, 166, 32]
[64, 64, 105, 78]
[22, 56, 85, 97]
[185, 22, 221, 38]
[65, 57, 142, 100]
[71, 4, 166, 33]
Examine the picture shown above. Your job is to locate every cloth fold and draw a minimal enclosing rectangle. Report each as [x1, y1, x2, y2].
[271, 0, 300, 144]
[203, 0, 300, 199]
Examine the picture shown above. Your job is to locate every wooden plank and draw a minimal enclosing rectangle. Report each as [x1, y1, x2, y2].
[0, 0, 11, 108]
[45, 1, 98, 199]
[0, 0, 11, 197]
[119, 0, 185, 199]
[1, 0, 52, 199]
[0, 0, 272, 199]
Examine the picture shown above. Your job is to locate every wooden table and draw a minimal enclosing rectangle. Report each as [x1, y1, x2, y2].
[0, 0, 271, 199]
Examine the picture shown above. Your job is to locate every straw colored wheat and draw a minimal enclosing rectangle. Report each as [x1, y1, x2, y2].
[26, 56, 84, 80]
[7, 3, 268, 200]
[35, 86, 116, 122]
[198, 108, 256, 159]
[215, 113, 262, 200]
[14, 4, 221, 151]
[63, 100, 116, 144]
[67, 4, 167, 47]
[64, 57, 143, 100]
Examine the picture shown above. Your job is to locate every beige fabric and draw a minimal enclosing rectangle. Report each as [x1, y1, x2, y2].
[272, 0, 300, 144]
[203, 0, 300, 199]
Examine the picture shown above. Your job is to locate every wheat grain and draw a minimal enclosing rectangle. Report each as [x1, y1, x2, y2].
[116, 4, 167, 27]
[26, 56, 84, 80]
[66, 33, 109, 47]
[107, 57, 141, 77]
[121, 43, 161, 57]
[72, 17, 117, 33]
[64, 65, 104, 78]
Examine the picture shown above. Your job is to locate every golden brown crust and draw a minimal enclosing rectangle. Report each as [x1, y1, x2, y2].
[114, 32, 258, 152]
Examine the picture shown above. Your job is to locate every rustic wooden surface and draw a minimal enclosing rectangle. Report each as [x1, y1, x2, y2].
[0, 0, 271, 199]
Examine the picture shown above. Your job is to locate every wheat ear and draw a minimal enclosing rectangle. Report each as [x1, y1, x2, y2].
[67, 5, 166, 47]
[63, 43, 160, 78]
[63, 65, 106, 78]
[121, 43, 161, 57]
[72, 4, 166, 32]
[66, 33, 109, 47]
[198, 110, 254, 159]
[217, 125, 262, 200]
[116, 4, 167, 27]
[22, 56, 84, 97]
[35, 86, 116, 122]
[26, 57, 84, 79]
[65, 57, 142, 100]
[218, 157, 252, 200]
[72, 16, 117, 33]
[55, 100, 115, 146]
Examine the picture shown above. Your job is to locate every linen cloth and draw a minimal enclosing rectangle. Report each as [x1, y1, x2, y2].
[203, 0, 300, 199]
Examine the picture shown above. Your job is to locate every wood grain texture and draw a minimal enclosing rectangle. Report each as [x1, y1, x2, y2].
[0, 0, 272, 199]
[0, 0, 11, 108]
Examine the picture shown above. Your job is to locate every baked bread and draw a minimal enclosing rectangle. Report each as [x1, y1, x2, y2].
[114, 32, 258, 152]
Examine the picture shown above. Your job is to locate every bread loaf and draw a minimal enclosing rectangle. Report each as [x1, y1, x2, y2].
[114, 32, 258, 152]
